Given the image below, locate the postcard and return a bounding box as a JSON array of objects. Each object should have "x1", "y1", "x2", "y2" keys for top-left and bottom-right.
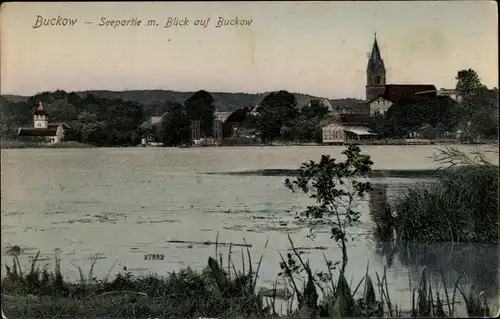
[{"x1": 1, "y1": 2, "x2": 498, "y2": 318}]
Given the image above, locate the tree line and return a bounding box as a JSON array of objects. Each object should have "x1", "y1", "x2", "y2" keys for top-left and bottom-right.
[
  {"x1": 373, "y1": 69, "x2": 498, "y2": 141},
  {"x1": 0, "y1": 90, "x2": 218, "y2": 147},
  {"x1": 0, "y1": 88, "x2": 330, "y2": 146}
]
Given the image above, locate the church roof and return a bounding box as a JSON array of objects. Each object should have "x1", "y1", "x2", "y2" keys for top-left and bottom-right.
[
  {"x1": 17, "y1": 123, "x2": 67, "y2": 137},
  {"x1": 34, "y1": 101, "x2": 47, "y2": 116},
  {"x1": 18, "y1": 127, "x2": 58, "y2": 137},
  {"x1": 367, "y1": 35, "x2": 385, "y2": 72},
  {"x1": 381, "y1": 84, "x2": 438, "y2": 104}
]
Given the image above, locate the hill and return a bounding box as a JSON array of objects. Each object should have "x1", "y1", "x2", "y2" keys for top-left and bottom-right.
[{"x1": 0, "y1": 90, "x2": 364, "y2": 114}]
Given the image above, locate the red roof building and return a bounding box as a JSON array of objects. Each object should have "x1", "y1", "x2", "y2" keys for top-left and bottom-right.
[
  {"x1": 365, "y1": 34, "x2": 437, "y2": 103},
  {"x1": 17, "y1": 102, "x2": 69, "y2": 144}
]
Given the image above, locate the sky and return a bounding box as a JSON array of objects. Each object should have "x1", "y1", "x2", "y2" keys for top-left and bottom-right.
[{"x1": 1, "y1": 1, "x2": 498, "y2": 99}]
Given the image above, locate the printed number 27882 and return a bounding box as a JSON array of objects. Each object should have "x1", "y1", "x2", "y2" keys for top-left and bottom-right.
[{"x1": 144, "y1": 254, "x2": 165, "y2": 260}]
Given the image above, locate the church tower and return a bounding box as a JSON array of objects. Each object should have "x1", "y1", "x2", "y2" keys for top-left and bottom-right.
[
  {"x1": 33, "y1": 101, "x2": 48, "y2": 128},
  {"x1": 366, "y1": 34, "x2": 386, "y2": 101}
]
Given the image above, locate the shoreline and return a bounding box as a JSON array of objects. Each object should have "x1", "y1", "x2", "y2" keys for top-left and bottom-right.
[
  {"x1": 0, "y1": 140, "x2": 94, "y2": 149},
  {"x1": 1, "y1": 140, "x2": 497, "y2": 150},
  {"x1": 205, "y1": 168, "x2": 442, "y2": 178}
]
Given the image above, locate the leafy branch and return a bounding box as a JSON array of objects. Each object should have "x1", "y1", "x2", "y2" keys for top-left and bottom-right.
[{"x1": 285, "y1": 145, "x2": 374, "y2": 274}]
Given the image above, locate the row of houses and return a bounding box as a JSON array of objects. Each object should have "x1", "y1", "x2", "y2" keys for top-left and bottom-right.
[{"x1": 139, "y1": 82, "x2": 459, "y2": 146}]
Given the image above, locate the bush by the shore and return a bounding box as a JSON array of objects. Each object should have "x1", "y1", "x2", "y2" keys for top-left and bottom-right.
[{"x1": 395, "y1": 166, "x2": 498, "y2": 244}]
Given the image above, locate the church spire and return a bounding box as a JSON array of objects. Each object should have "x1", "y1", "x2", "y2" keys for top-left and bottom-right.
[
  {"x1": 366, "y1": 33, "x2": 387, "y2": 101},
  {"x1": 367, "y1": 33, "x2": 384, "y2": 72},
  {"x1": 34, "y1": 101, "x2": 45, "y2": 115}
]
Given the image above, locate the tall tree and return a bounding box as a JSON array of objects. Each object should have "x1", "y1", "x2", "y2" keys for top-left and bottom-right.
[
  {"x1": 455, "y1": 69, "x2": 498, "y2": 140},
  {"x1": 455, "y1": 69, "x2": 484, "y2": 99},
  {"x1": 160, "y1": 102, "x2": 191, "y2": 146},
  {"x1": 255, "y1": 90, "x2": 299, "y2": 142},
  {"x1": 468, "y1": 87, "x2": 499, "y2": 139},
  {"x1": 184, "y1": 90, "x2": 215, "y2": 138},
  {"x1": 455, "y1": 69, "x2": 483, "y2": 137}
]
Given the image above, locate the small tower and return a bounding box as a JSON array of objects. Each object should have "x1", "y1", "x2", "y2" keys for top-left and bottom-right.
[
  {"x1": 366, "y1": 34, "x2": 387, "y2": 101},
  {"x1": 33, "y1": 101, "x2": 48, "y2": 128}
]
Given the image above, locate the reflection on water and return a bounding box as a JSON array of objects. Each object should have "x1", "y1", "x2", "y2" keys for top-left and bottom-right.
[
  {"x1": 369, "y1": 181, "x2": 499, "y2": 308},
  {"x1": 1, "y1": 146, "x2": 498, "y2": 310}
]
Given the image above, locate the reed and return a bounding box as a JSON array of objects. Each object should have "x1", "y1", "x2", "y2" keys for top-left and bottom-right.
[{"x1": 375, "y1": 146, "x2": 499, "y2": 245}]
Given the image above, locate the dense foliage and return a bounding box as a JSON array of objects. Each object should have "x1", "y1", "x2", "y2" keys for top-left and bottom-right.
[
  {"x1": 373, "y1": 96, "x2": 460, "y2": 138},
  {"x1": 1, "y1": 92, "x2": 145, "y2": 146}
]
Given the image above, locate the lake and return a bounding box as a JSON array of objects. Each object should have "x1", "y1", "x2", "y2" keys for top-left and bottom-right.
[{"x1": 1, "y1": 145, "x2": 498, "y2": 311}]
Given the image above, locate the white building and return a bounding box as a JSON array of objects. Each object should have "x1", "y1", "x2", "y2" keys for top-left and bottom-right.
[
  {"x1": 321, "y1": 122, "x2": 346, "y2": 144},
  {"x1": 321, "y1": 121, "x2": 377, "y2": 144},
  {"x1": 368, "y1": 96, "x2": 393, "y2": 116},
  {"x1": 17, "y1": 102, "x2": 67, "y2": 144}
]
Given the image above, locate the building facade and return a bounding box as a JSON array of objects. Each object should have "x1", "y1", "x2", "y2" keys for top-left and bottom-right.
[{"x1": 321, "y1": 122, "x2": 378, "y2": 144}]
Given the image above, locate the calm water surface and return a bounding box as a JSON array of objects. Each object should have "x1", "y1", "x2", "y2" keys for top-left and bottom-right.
[{"x1": 1, "y1": 145, "x2": 498, "y2": 310}]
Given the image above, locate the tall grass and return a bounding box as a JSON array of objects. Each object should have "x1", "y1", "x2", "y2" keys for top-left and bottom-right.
[
  {"x1": 1, "y1": 236, "x2": 496, "y2": 318},
  {"x1": 1, "y1": 238, "x2": 268, "y2": 318}
]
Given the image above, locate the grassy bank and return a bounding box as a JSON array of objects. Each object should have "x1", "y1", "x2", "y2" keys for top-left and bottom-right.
[
  {"x1": 0, "y1": 140, "x2": 94, "y2": 149},
  {"x1": 1, "y1": 239, "x2": 496, "y2": 319}
]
